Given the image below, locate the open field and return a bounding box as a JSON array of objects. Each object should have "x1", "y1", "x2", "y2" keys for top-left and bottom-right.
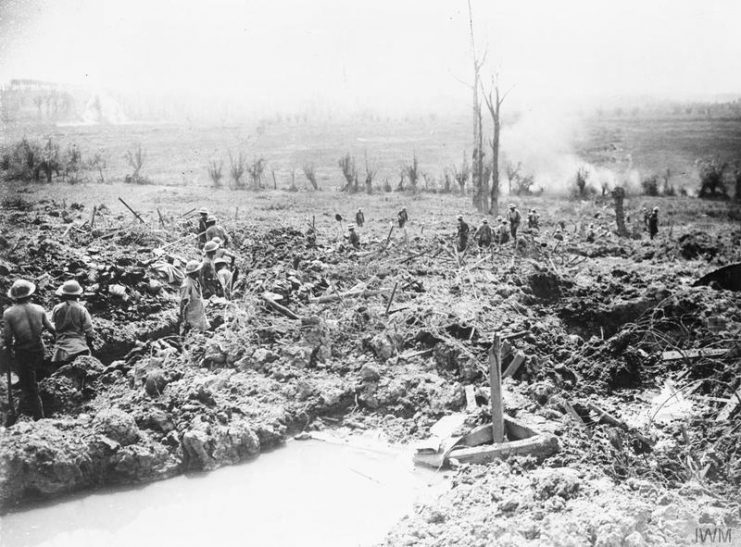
[{"x1": 3, "y1": 114, "x2": 741, "y2": 194}]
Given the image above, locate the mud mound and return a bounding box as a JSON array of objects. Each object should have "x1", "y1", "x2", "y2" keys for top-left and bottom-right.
[{"x1": 678, "y1": 231, "x2": 720, "y2": 260}]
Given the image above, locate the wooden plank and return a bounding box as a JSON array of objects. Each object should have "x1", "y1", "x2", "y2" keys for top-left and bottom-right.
[
  {"x1": 465, "y1": 385, "x2": 478, "y2": 412},
  {"x1": 561, "y1": 400, "x2": 584, "y2": 426},
  {"x1": 716, "y1": 391, "x2": 741, "y2": 422},
  {"x1": 449, "y1": 433, "x2": 559, "y2": 464},
  {"x1": 502, "y1": 351, "x2": 526, "y2": 379},
  {"x1": 661, "y1": 348, "x2": 728, "y2": 362},
  {"x1": 587, "y1": 402, "x2": 654, "y2": 447},
  {"x1": 490, "y1": 335, "x2": 504, "y2": 443},
  {"x1": 261, "y1": 292, "x2": 300, "y2": 320},
  {"x1": 384, "y1": 281, "x2": 399, "y2": 316}
]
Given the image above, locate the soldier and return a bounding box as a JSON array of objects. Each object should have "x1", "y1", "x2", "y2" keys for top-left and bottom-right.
[
  {"x1": 197, "y1": 207, "x2": 210, "y2": 247},
  {"x1": 527, "y1": 209, "x2": 540, "y2": 230},
  {"x1": 2, "y1": 280, "x2": 55, "y2": 420},
  {"x1": 179, "y1": 261, "x2": 210, "y2": 334},
  {"x1": 456, "y1": 215, "x2": 470, "y2": 252},
  {"x1": 204, "y1": 216, "x2": 230, "y2": 248},
  {"x1": 397, "y1": 207, "x2": 409, "y2": 243},
  {"x1": 51, "y1": 280, "x2": 95, "y2": 365},
  {"x1": 355, "y1": 208, "x2": 365, "y2": 227},
  {"x1": 508, "y1": 204, "x2": 521, "y2": 241},
  {"x1": 586, "y1": 223, "x2": 596, "y2": 243},
  {"x1": 648, "y1": 206, "x2": 659, "y2": 240},
  {"x1": 498, "y1": 218, "x2": 510, "y2": 245},
  {"x1": 397, "y1": 207, "x2": 408, "y2": 229},
  {"x1": 347, "y1": 224, "x2": 360, "y2": 249},
  {"x1": 211, "y1": 237, "x2": 236, "y2": 263},
  {"x1": 474, "y1": 219, "x2": 493, "y2": 248},
  {"x1": 200, "y1": 241, "x2": 224, "y2": 299},
  {"x1": 214, "y1": 257, "x2": 234, "y2": 299}
]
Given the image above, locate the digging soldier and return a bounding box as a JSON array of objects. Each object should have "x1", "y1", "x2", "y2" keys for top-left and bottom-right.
[
  {"x1": 347, "y1": 224, "x2": 360, "y2": 249},
  {"x1": 497, "y1": 218, "x2": 510, "y2": 245},
  {"x1": 397, "y1": 207, "x2": 409, "y2": 242},
  {"x1": 647, "y1": 206, "x2": 659, "y2": 240},
  {"x1": 586, "y1": 223, "x2": 596, "y2": 243},
  {"x1": 355, "y1": 208, "x2": 365, "y2": 228},
  {"x1": 508, "y1": 204, "x2": 521, "y2": 243},
  {"x1": 200, "y1": 241, "x2": 224, "y2": 299},
  {"x1": 179, "y1": 261, "x2": 210, "y2": 334},
  {"x1": 474, "y1": 218, "x2": 493, "y2": 248},
  {"x1": 211, "y1": 237, "x2": 236, "y2": 263},
  {"x1": 197, "y1": 207, "x2": 210, "y2": 247},
  {"x1": 204, "y1": 216, "x2": 230, "y2": 248},
  {"x1": 2, "y1": 279, "x2": 56, "y2": 420},
  {"x1": 214, "y1": 257, "x2": 234, "y2": 299},
  {"x1": 456, "y1": 215, "x2": 470, "y2": 252},
  {"x1": 527, "y1": 209, "x2": 540, "y2": 230},
  {"x1": 51, "y1": 280, "x2": 95, "y2": 366}
]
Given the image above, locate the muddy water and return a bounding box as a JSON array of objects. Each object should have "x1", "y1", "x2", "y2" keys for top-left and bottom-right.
[{"x1": 0, "y1": 436, "x2": 448, "y2": 547}]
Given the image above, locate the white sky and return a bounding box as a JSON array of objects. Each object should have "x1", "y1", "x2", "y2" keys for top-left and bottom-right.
[{"x1": 1, "y1": 0, "x2": 740, "y2": 113}]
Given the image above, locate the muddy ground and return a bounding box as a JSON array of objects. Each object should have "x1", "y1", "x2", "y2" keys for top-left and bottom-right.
[{"x1": 0, "y1": 184, "x2": 740, "y2": 546}]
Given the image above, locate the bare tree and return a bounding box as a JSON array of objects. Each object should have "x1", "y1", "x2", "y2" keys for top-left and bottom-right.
[
  {"x1": 505, "y1": 160, "x2": 521, "y2": 194},
  {"x1": 303, "y1": 163, "x2": 319, "y2": 190},
  {"x1": 124, "y1": 144, "x2": 146, "y2": 184},
  {"x1": 338, "y1": 153, "x2": 358, "y2": 192},
  {"x1": 363, "y1": 152, "x2": 376, "y2": 194},
  {"x1": 482, "y1": 76, "x2": 510, "y2": 215},
  {"x1": 452, "y1": 152, "x2": 470, "y2": 194},
  {"x1": 208, "y1": 160, "x2": 223, "y2": 188},
  {"x1": 247, "y1": 157, "x2": 266, "y2": 190},
  {"x1": 403, "y1": 152, "x2": 420, "y2": 192},
  {"x1": 467, "y1": 0, "x2": 488, "y2": 213},
  {"x1": 229, "y1": 151, "x2": 246, "y2": 189}
]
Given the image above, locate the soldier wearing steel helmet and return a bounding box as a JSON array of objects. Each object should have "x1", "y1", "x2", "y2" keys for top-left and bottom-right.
[
  {"x1": 647, "y1": 206, "x2": 659, "y2": 240},
  {"x1": 200, "y1": 240, "x2": 224, "y2": 299},
  {"x1": 197, "y1": 207, "x2": 210, "y2": 247},
  {"x1": 2, "y1": 279, "x2": 55, "y2": 420},
  {"x1": 179, "y1": 261, "x2": 210, "y2": 334},
  {"x1": 51, "y1": 280, "x2": 95, "y2": 365},
  {"x1": 456, "y1": 215, "x2": 470, "y2": 252}
]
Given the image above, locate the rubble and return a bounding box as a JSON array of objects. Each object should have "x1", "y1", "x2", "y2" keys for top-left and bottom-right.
[{"x1": 0, "y1": 195, "x2": 739, "y2": 545}]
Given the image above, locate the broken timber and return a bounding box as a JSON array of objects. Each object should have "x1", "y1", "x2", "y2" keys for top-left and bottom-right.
[
  {"x1": 118, "y1": 197, "x2": 145, "y2": 223},
  {"x1": 261, "y1": 292, "x2": 300, "y2": 320},
  {"x1": 716, "y1": 391, "x2": 741, "y2": 422},
  {"x1": 489, "y1": 336, "x2": 504, "y2": 443},
  {"x1": 661, "y1": 348, "x2": 728, "y2": 362},
  {"x1": 586, "y1": 402, "x2": 654, "y2": 447},
  {"x1": 310, "y1": 288, "x2": 389, "y2": 304}
]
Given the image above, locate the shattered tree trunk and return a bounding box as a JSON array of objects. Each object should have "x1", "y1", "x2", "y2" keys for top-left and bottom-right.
[
  {"x1": 468, "y1": 0, "x2": 487, "y2": 214},
  {"x1": 612, "y1": 186, "x2": 629, "y2": 237},
  {"x1": 484, "y1": 83, "x2": 503, "y2": 216}
]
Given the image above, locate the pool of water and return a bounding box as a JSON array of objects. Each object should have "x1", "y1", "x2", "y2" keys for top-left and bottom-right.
[{"x1": 0, "y1": 435, "x2": 448, "y2": 547}]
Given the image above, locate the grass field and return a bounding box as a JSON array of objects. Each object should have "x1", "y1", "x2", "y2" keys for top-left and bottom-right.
[{"x1": 3, "y1": 114, "x2": 741, "y2": 195}]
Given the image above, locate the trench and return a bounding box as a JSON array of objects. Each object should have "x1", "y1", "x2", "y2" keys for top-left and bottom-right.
[{"x1": 0, "y1": 435, "x2": 449, "y2": 547}]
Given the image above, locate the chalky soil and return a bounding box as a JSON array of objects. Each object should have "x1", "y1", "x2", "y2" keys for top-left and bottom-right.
[{"x1": 0, "y1": 437, "x2": 447, "y2": 547}]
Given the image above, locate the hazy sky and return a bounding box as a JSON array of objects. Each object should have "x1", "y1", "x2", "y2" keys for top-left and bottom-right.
[{"x1": 1, "y1": 0, "x2": 740, "y2": 112}]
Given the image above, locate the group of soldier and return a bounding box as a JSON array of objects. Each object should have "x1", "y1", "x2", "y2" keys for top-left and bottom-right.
[
  {"x1": 3, "y1": 278, "x2": 95, "y2": 420},
  {"x1": 3, "y1": 200, "x2": 663, "y2": 422}
]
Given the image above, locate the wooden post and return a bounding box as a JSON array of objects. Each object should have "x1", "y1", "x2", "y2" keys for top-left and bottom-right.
[
  {"x1": 235, "y1": 207, "x2": 239, "y2": 221},
  {"x1": 272, "y1": 169, "x2": 277, "y2": 190},
  {"x1": 490, "y1": 335, "x2": 504, "y2": 443},
  {"x1": 118, "y1": 197, "x2": 145, "y2": 223},
  {"x1": 385, "y1": 281, "x2": 399, "y2": 315},
  {"x1": 90, "y1": 205, "x2": 97, "y2": 229},
  {"x1": 157, "y1": 208, "x2": 165, "y2": 228}
]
